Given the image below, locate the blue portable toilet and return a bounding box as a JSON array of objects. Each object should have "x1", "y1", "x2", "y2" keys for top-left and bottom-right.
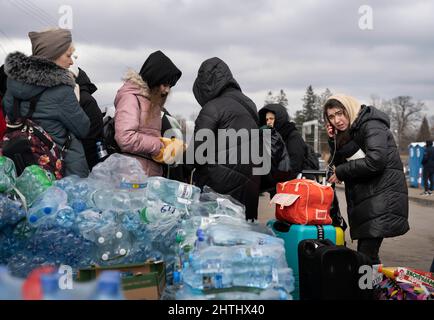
[{"x1": 408, "y1": 142, "x2": 425, "y2": 188}]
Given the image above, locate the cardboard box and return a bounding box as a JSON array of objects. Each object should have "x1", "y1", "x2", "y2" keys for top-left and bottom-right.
[{"x1": 78, "y1": 260, "x2": 166, "y2": 300}]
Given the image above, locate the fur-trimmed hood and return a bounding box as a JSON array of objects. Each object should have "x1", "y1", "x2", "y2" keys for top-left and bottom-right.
[
  {"x1": 4, "y1": 51, "x2": 75, "y2": 88},
  {"x1": 122, "y1": 69, "x2": 151, "y2": 98}
]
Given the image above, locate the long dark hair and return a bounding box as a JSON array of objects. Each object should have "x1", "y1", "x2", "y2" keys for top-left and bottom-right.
[{"x1": 323, "y1": 99, "x2": 351, "y2": 149}]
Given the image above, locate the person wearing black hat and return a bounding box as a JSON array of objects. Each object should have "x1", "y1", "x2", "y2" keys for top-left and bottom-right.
[{"x1": 114, "y1": 50, "x2": 183, "y2": 176}]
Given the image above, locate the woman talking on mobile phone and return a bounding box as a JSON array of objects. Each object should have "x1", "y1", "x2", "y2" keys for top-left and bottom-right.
[{"x1": 323, "y1": 94, "x2": 409, "y2": 265}]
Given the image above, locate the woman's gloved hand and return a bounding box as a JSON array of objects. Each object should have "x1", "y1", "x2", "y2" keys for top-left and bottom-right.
[{"x1": 152, "y1": 137, "x2": 186, "y2": 164}]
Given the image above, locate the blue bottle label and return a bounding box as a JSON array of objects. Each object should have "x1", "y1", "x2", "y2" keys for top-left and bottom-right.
[{"x1": 119, "y1": 182, "x2": 147, "y2": 189}]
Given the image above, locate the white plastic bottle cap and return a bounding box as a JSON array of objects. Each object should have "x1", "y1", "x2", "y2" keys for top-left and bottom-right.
[
  {"x1": 98, "y1": 237, "x2": 105, "y2": 244},
  {"x1": 102, "y1": 253, "x2": 109, "y2": 261},
  {"x1": 119, "y1": 248, "x2": 127, "y2": 256},
  {"x1": 116, "y1": 232, "x2": 123, "y2": 239}
]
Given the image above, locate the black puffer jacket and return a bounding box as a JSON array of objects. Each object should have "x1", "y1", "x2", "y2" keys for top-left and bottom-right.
[
  {"x1": 192, "y1": 57, "x2": 260, "y2": 220},
  {"x1": 75, "y1": 68, "x2": 104, "y2": 170},
  {"x1": 259, "y1": 104, "x2": 307, "y2": 179},
  {"x1": 334, "y1": 105, "x2": 409, "y2": 240}
]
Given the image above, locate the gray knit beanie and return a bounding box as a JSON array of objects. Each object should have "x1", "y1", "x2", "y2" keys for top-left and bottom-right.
[{"x1": 28, "y1": 28, "x2": 72, "y2": 61}]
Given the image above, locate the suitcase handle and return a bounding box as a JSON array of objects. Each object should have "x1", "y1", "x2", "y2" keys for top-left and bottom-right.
[
  {"x1": 267, "y1": 220, "x2": 291, "y2": 233},
  {"x1": 297, "y1": 170, "x2": 328, "y2": 185}
]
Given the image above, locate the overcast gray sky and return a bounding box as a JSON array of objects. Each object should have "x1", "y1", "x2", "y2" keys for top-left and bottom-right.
[{"x1": 1, "y1": 0, "x2": 433, "y2": 120}]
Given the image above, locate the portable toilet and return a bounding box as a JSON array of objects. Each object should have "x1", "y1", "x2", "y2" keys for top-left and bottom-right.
[{"x1": 408, "y1": 142, "x2": 425, "y2": 188}]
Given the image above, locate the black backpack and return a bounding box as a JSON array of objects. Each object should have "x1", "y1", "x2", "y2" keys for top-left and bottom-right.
[
  {"x1": 102, "y1": 94, "x2": 144, "y2": 156},
  {"x1": 102, "y1": 115, "x2": 121, "y2": 155}
]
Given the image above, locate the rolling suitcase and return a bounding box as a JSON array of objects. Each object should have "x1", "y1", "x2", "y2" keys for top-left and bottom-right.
[
  {"x1": 298, "y1": 239, "x2": 373, "y2": 300},
  {"x1": 267, "y1": 219, "x2": 344, "y2": 300}
]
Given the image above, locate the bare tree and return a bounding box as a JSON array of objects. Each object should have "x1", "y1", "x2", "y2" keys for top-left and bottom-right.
[{"x1": 389, "y1": 96, "x2": 424, "y2": 151}]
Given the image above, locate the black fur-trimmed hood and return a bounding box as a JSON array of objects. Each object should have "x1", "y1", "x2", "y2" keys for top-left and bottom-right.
[{"x1": 4, "y1": 51, "x2": 75, "y2": 88}]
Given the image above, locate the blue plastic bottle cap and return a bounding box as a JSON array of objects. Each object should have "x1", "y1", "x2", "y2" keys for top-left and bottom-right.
[
  {"x1": 29, "y1": 215, "x2": 38, "y2": 223},
  {"x1": 43, "y1": 207, "x2": 52, "y2": 215}
]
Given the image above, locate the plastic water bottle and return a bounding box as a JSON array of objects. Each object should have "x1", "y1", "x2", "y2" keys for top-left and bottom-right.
[
  {"x1": 91, "y1": 188, "x2": 147, "y2": 212},
  {"x1": 92, "y1": 224, "x2": 132, "y2": 262},
  {"x1": 15, "y1": 165, "x2": 54, "y2": 206},
  {"x1": 140, "y1": 199, "x2": 180, "y2": 223},
  {"x1": 96, "y1": 141, "x2": 109, "y2": 161},
  {"x1": 27, "y1": 187, "x2": 68, "y2": 225},
  {"x1": 215, "y1": 198, "x2": 245, "y2": 218},
  {"x1": 0, "y1": 156, "x2": 17, "y2": 193},
  {"x1": 146, "y1": 177, "x2": 201, "y2": 207},
  {"x1": 0, "y1": 266, "x2": 24, "y2": 300},
  {"x1": 231, "y1": 267, "x2": 294, "y2": 293},
  {"x1": 194, "y1": 229, "x2": 208, "y2": 251},
  {"x1": 206, "y1": 224, "x2": 284, "y2": 247},
  {"x1": 88, "y1": 153, "x2": 148, "y2": 190},
  {"x1": 189, "y1": 243, "x2": 287, "y2": 271},
  {"x1": 93, "y1": 271, "x2": 124, "y2": 300}
]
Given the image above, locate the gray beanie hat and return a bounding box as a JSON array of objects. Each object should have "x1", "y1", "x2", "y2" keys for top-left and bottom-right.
[{"x1": 28, "y1": 28, "x2": 72, "y2": 61}]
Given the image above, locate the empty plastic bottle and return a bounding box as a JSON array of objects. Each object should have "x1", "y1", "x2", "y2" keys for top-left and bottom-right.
[
  {"x1": 15, "y1": 165, "x2": 54, "y2": 206},
  {"x1": 215, "y1": 198, "x2": 245, "y2": 218},
  {"x1": 194, "y1": 229, "x2": 208, "y2": 251},
  {"x1": 90, "y1": 224, "x2": 132, "y2": 262},
  {"x1": 27, "y1": 187, "x2": 68, "y2": 225},
  {"x1": 206, "y1": 224, "x2": 284, "y2": 247},
  {"x1": 140, "y1": 199, "x2": 180, "y2": 223},
  {"x1": 91, "y1": 188, "x2": 147, "y2": 212},
  {"x1": 0, "y1": 156, "x2": 17, "y2": 193},
  {"x1": 146, "y1": 177, "x2": 201, "y2": 207},
  {"x1": 96, "y1": 141, "x2": 109, "y2": 161}
]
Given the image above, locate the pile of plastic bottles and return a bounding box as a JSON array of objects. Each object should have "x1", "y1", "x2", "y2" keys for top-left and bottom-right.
[
  {"x1": 164, "y1": 219, "x2": 294, "y2": 300},
  {"x1": 0, "y1": 153, "x2": 293, "y2": 300}
]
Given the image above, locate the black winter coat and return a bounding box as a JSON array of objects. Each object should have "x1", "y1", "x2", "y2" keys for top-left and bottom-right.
[
  {"x1": 259, "y1": 104, "x2": 307, "y2": 179},
  {"x1": 334, "y1": 105, "x2": 409, "y2": 240},
  {"x1": 75, "y1": 68, "x2": 104, "y2": 170},
  {"x1": 192, "y1": 57, "x2": 260, "y2": 220},
  {"x1": 422, "y1": 146, "x2": 434, "y2": 171}
]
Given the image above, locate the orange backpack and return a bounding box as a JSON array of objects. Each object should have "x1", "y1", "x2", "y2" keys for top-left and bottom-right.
[{"x1": 274, "y1": 178, "x2": 334, "y2": 225}]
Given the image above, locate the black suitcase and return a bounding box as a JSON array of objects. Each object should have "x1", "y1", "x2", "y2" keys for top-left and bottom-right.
[{"x1": 298, "y1": 239, "x2": 373, "y2": 300}]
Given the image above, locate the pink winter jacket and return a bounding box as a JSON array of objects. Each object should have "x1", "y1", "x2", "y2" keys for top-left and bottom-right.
[{"x1": 114, "y1": 72, "x2": 163, "y2": 176}]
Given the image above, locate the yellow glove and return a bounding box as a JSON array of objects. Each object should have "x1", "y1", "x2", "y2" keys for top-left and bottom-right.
[{"x1": 152, "y1": 137, "x2": 186, "y2": 164}]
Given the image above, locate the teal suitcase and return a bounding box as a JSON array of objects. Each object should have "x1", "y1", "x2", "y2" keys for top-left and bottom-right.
[{"x1": 267, "y1": 219, "x2": 339, "y2": 300}]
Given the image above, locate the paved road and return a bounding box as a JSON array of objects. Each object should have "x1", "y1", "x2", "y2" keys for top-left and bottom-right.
[{"x1": 258, "y1": 190, "x2": 434, "y2": 271}]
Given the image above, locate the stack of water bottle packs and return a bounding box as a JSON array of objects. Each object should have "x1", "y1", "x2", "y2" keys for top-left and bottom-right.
[
  {"x1": 172, "y1": 221, "x2": 295, "y2": 300},
  {"x1": 0, "y1": 153, "x2": 293, "y2": 299}
]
